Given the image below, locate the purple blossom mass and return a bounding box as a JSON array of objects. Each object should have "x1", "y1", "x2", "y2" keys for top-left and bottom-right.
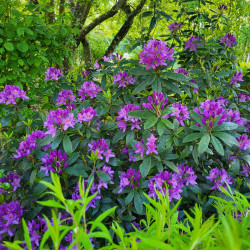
[
  {"x1": 148, "y1": 164, "x2": 197, "y2": 201},
  {"x1": 230, "y1": 72, "x2": 244, "y2": 85},
  {"x1": 13, "y1": 130, "x2": 46, "y2": 159},
  {"x1": 168, "y1": 22, "x2": 182, "y2": 31},
  {"x1": 113, "y1": 71, "x2": 136, "y2": 88},
  {"x1": 184, "y1": 36, "x2": 202, "y2": 51},
  {"x1": 116, "y1": 104, "x2": 141, "y2": 132},
  {"x1": 40, "y1": 149, "x2": 68, "y2": 176},
  {"x1": 163, "y1": 103, "x2": 190, "y2": 126},
  {"x1": 78, "y1": 81, "x2": 101, "y2": 100},
  {"x1": 0, "y1": 173, "x2": 21, "y2": 192},
  {"x1": 56, "y1": 90, "x2": 76, "y2": 105},
  {"x1": 238, "y1": 93, "x2": 250, "y2": 102},
  {"x1": 142, "y1": 91, "x2": 168, "y2": 112},
  {"x1": 0, "y1": 85, "x2": 29, "y2": 105},
  {"x1": 139, "y1": 39, "x2": 174, "y2": 70},
  {"x1": 77, "y1": 107, "x2": 97, "y2": 123},
  {"x1": 236, "y1": 135, "x2": 250, "y2": 150},
  {"x1": 206, "y1": 168, "x2": 232, "y2": 191},
  {"x1": 241, "y1": 165, "x2": 250, "y2": 177},
  {"x1": 88, "y1": 139, "x2": 115, "y2": 163},
  {"x1": 218, "y1": 4, "x2": 228, "y2": 11},
  {"x1": 43, "y1": 108, "x2": 75, "y2": 137},
  {"x1": 44, "y1": 67, "x2": 63, "y2": 81},
  {"x1": 146, "y1": 134, "x2": 158, "y2": 155},
  {"x1": 118, "y1": 168, "x2": 141, "y2": 193},
  {"x1": 220, "y1": 33, "x2": 236, "y2": 47},
  {"x1": 96, "y1": 165, "x2": 114, "y2": 192},
  {"x1": 0, "y1": 201, "x2": 23, "y2": 241},
  {"x1": 82, "y1": 70, "x2": 90, "y2": 78},
  {"x1": 94, "y1": 60, "x2": 100, "y2": 70}
]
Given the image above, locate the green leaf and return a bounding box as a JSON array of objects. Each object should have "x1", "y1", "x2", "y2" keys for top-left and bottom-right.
[
  {"x1": 198, "y1": 133, "x2": 210, "y2": 154},
  {"x1": 211, "y1": 135, "x2": 224, "y2": 156},
  {"x1": 51, "y1": 133, "x2": 64, "y2": 149},
  {"x1": 139, "y1": 156, "x2": 151, "y2": 178},
  {"x1": 161, "y1": 118, "x2": 174, "y2": 130},
  {"x1": 17, "y1": 42, "x2": 29, "y2": 52},
  {"x1": 64, "y1": 164, "x2": 88, "y2": 177},
  {"x1": 165, "y1": 71, "x2": 189, "y2": 81},
  {"x1": 183, "y1": 132, "x2": 204, "y2": 143},
  {"x1": 157, "y1": 121, "x2": 165, "y2": 135},
  {"x1": 134, "y1": 192, "x2": 143, "y2": 214},
  {"x1": 133, "y1": 75, "x2": 156, "y2": 94},
  {"x1": 22, "y1": 219, "x2": 32, "y2": 250},
  {"x1": 128, "y1": 110, "x2": 155, "y2": 119},
  {"x1": 18, "y1": 59, "x2": 24, "y2": 66},
  {"x1": 4, "y1": 42, "x2": 14, "y2": 51},
  {"x1": 213, "y1": 122, "x2": 238, "y2": 131},
  {"x1": 144, "y1": 117, "x2": 158, "y2": 129},
  {"x1": 67, "y1": 152, "x2": 79, "y2": 165},
  {"x1": 213, "y1": 132, "x2": 239, "y2": 146},
  {"x1": 63, "y1": 135, "x2": 73, "y2": 155},
  {"x1": 180, "y1": 146, "x2": 192, "y2": 158},
  {"x1": 113, "y1": 129, "x2": 125, "y2": 143},
  {"x1": 125, "y1": 191, "x2": 134, "y2": 206},
  {"x1": 37, "y1": 200, "x2": 65, "y2": 209},
  {"x1": 39, "y1": 134, "x2": 53, "y2": 147},
  {"x1": 190, "y1": 110, "x2": 203, "y2": 125},
  {"x1": 96, "y1": 170, "x2": 111, "y2": 183},
  {"x1": 163, "y1": 161, "x2": 179, "y2": 172},
  {"x1": 17, "y1": 27, "x2": 25, "y2": 36}
]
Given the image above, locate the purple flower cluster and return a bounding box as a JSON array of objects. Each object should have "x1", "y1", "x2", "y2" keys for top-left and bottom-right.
[
  {"x1": 82, "y1": 70, "x2": 90, "y2": 78},
  {"x1": 13, "y1": 130, "x2": 46, "y2": 159},
  {"x1": 77, "y1": 107, "x2": 97, "y2": 123},
  {"x1": 236, "y1": 135, "x2": 250, "y2": 150},
  {"x1": 135, "y1": 134, "x2": 158, "y2": 157},
  {"x1": 184, "y1": 36, "x2": 202, "y2": 52},
  {"x1": 116, "y1": 104, "x2": 141, "y2": 132},
  {"x1": 168, "y1": 22, "x2": 182, "y2": 31},
  {"x1": 44, "y1": 67, "x2": 63, "y2": 81},
  {"x1": 56, "y1": 90, "x2": 76, "y2": 105},
  {"x1": 241, "y1": 165, "x2": 250, "y2": 177},
  {"x1": 102, "y1": 53, "x2": 122, "y2": 63},
  {"x1": 40, "y1": 149, "x2": 68, "y2": 176},
  {"x1": 0, "y1": 85, "x2": 29, "y2": 105},
  {"x1": 121, "y1": 145, "x2": 137, "y2": 162},
  {"x1": 230, "y1": 72, "x2": 244, "y2": 85},
  {"x1": 218, "y1": 4, "x2": 228, "y2": 11},
  {"x1": 113, "y1": 71, "x2": 136, "y2": 88},
  {"x1": 88, "y1": 139, "x2": 115, "y2": 163},
  {"x1": 118, "y1": 168, "x2": 141, "y2": 193},
  {"x1": 206, "y1": 168, "x2": 232, "y2": 191},
  {"x1": 96, "y1": 165, "x2": 114, "y2": 192},
  {"x1": 174, "y1": 68, "x2": 199, "y2": 93},
  {"x1": 44, "y1": 108, "x2": 75, "y2": 137},
  {"x1": 94, "y1": 60, "x2": 100, "y2": 69},
  {"x1": 142, "y1": 91, "x2": 168, "y2": 113},
  {"x1": 0, "y1": 201, "x2": 23, "y2": 241},
  {"x1": 139, "y1": 39, "x2": 174, "y2": 70},
  {"x1": 148, "y1": 164, "x2": 197, "y2": 201},
  {"x1": 220, "y1": 33, "x2": 236, "y2": 47},
  {"x1": 238, "y1": 93, "x2": 250, "y2": 102},
  {"x1": 217, "y1": 96, "x2": 228, "y2": 106},
  {"x1": 226, "y1": 109, "x2": 247, "y2": 127},
  {"x1": 163, "y1": 103, "x2": 190, "y2": 126},
  {"x1": 0, "y1": 173, "x2": 21, "y2": 192},
  {"x1": 78, "y1": 81, "x2": 101, "y2": 100}
]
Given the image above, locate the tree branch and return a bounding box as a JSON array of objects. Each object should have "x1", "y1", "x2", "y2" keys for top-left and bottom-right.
[
  {"x1": 77, "y1": 0, "x2": 127, "y2": 45},
  {"x1": 103, "y1": 0, "x2": 147, "y2": 57}
]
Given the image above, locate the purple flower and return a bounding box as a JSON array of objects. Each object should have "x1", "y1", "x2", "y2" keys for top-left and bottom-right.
[
  {"x1": 241, "y1": 165, "x2": 250, "y2": 177},
  {"x1": 135, "y1": 142, "x2": 145, "y2": 158},
  {"x1": 56, "y1": 90, "x2": 76, "y2": 105},
  {"x1": 82, "y1": 70, "x2": 90, "y2": 78},
  {"x1": 78, "y1": 81, "x2": 101, "y2": 100},
  {"x1": 184, "y1": 36, "x2": 202, "y2": 52},
  {"x1": 116, "y1": 104, "x2": 141, "y2": 132},
  {"x1": 40, "y1": 149, "x2": 68, "y2": 176},
  {"x1": 0, "y1": 173, "x2": 21, "y2": 192},
  {"x1": 217, "y1": 96, "x2": 228, "y2": 106},
  {"x1": 230, "y1": 72, "x2": 243, "y2": 85},
  {"x1": 236, "y1": 135, "x2": 250, "y2": 150},
  {"x1": 113, "y1": 71, "x2": 136, "y2": 88},
  {"x1": 206, "y1": 168, "x2": 232, "y2": 191},
  {"x1": 142, "y1": 91, "x2": 168, "y2": 113},
  {"x1": 0, "y1": 85, "x2": 29, "y2": 105},
  {"x1": 139, "y1": 39, "x2": 174, "y2": 70},
  {"x1": 0, "y1": 201, "x2": 23, "y2": 239},
  {"x1": 218, "y1": 4, "x2": 228, "y2": 11},
  {"x1": 44, "y1": 67, "x2": 63, "y2": 81},
  {"x1": 96, "y1": 165, "x2": 114, "y2": 191},
  {"x1": 238, "y1": 93, "x2": 250, "y2": 102},
  {"x1": 43, "y1": 108, "x2": 75, "y2": 137},
  {"x1": 13, "y1": 130, "x2": 46, "y2": 159},
  {"x1": 163, "y1": 103, "x2": 189, "y2": 126},
  {"x1": 88, "y1": 139, "x2": 115, "y2": 163},
  {"x1": 118, "y1": 169, "x2": 141, "y2": 193},
  {"x1": 94, "y1": 60, "x2": 100, "y2": 70},
  {"x1": 77, "y1": 107, "x2": 97, "y2": 123},
  {"x1": 177, "y1": 164, "x2": 197, "y2": 186},
  {"x1": 168, "y1": 22, "x2": 182, "y2": 31},
  {"x1": 220, "y1": 33, "x2": 236, "y2": 47},
  {"x1": 146, "y1": 134, "x2": 158, "y2": 155}
]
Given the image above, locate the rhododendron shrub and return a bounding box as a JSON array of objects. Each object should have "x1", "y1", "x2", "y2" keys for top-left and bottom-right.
[{"x1": 0, "y1": 31, "x2": 249, "y2": 248}]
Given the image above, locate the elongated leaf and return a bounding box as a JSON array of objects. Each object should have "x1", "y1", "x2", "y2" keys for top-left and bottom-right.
[
  {"x1": 163, "y1": 160, "x2": 179, "y2": 172},
  {"x1": 211, "y1": 135, "x2": 224, "y2": 156},
  {"x1": 113, "y1": 129, "x2": 125, "y2": 143},
  {"x1": 133, "y1": 75, "x2": 156, "y2": 94},
  {"x1": 190, "y1": 110, "x2": 203, "y2": 125},
  {"x1": 51, "y1": 133, "x2": 64, "y2": 149},
  {"x1": 139, "y1": 156, "x2": 151, "y2": 177},
  {"x1": 37, "y1": 200, "x2": 65, "y2": 209},
  {"x1": 213, "y1": 122, "x2": 238, "y2": 131},
  {"x1": 157, "y1": 121, "x2": 165, "y2": 135},
  {"x1": 161, "y1": 118, "x2": 174, "y2": 129},
  {"x1": 144, "y1": 117, "x2": 158, "y2": 129},
  {"x1": 128, "y1": 110, "x2": 155, "y2": 119},
  {"x1": 183, "y1": 132, "x2": 204, "y2": 143},
  {"x1": 63, "y1": 135, "x2": 72, "y2": 155},
  {"x1": 198, "y1": 134, "x2": 210, "y2": 154},
  {"x1": 96, "y1": 170, "x2": 111, "y2": 183},
  {"x1": 213, "y1": 132, "x2": 239, "y2": 146},
  {"x1": 125, "y1": 191, "x2": 134, "y2": 206},
  {"x1": 134, "y1": 192, "x2": 143, "y2": 214},
  {"x1": 165, "y1": 71, "x2": 189, "y2": 81}
]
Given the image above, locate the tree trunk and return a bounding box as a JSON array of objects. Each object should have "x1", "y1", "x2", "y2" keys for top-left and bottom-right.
[
  {"x1": 48, "y1": 0, "x2": 55, "y2": 24},
  {"x1": 82, "y1": 37, "x2": 92, "y2": 69}
]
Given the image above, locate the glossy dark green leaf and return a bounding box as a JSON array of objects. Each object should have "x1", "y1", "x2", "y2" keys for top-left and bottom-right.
[
  {"x1": 63, "y1": 135, "x2": 73, "y2": 155},
  {"x1": 198, "y1": 133, "x2": 210, "y2": 154},
  {"x1": 211, "y1": 135, "x2": 224, "y2": 156}
]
